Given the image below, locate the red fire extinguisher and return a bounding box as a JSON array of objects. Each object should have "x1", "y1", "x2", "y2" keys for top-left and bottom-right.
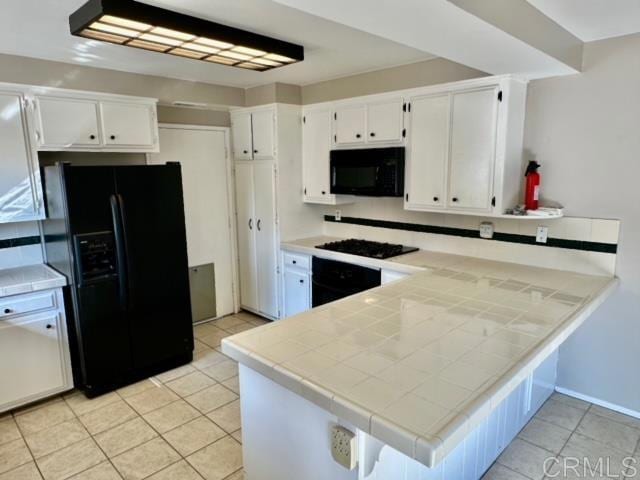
[{"x1": 524, "y1": 161, "x2": 541, "y2": 211}]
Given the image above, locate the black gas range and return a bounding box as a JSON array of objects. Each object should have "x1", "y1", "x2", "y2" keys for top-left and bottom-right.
[{"x1": 316, "y1": 238, "x2": 418, "y2": 260}]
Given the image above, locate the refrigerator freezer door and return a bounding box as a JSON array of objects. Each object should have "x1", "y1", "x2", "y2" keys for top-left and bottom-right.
[{"x1": 114, "y1": 165, "x2": 193, "y2": 371}]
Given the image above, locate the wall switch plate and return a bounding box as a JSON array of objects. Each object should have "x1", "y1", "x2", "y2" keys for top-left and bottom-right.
[
  {"x1": 536, "y1": 226, "x2": 548, "y2": 243},
  {"x1": 335, "y1": 210, "x2": 342, "y2": 221},
  {"x1": 479, "y1": 222, "x2": 494, "y2": 239},
  {"x1": 331, "y1": 425, "x2": 357, "y2": 470}
]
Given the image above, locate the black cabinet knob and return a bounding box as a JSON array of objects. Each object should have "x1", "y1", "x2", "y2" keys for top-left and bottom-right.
[
  {"x1": 355, "y1": 134, "x2": 361, "y2": 139},
  {"x1": 292, "y1": 260, "x2": 297, "y2": 264},
  {"x1": 254, "y1": 150, "x2": 258, "y2": 154},
  {"x1": 110, "y1": 135, "x2": 116, "y2": 140},
  {"x1": 243, "y1": 150, "x2": 248, "y2": 154},
  {"x1": 433, "y1": 196, "x2": 439, "y2": 202},
  {"x1": 3, "y1": 308, "x2": 12, "y2": 314},
  {"x1": 299, "y1": 279, "x2": 304, "y2": 284},
  {"x1": 321, "y1": 191, "x2": 326, "y2": 195},
  {"x1": 46, "y1": 324, "x2": 53, "y2": 329},
  {"x1": 452, "y1": 197, "x2": 459, "y2": 203},
  {"x1": 90, "y1": 135, "x2": 96, "y2": 140},
  {"x1": 370, "y1": 132, "x2": 376, "y2": 137}
]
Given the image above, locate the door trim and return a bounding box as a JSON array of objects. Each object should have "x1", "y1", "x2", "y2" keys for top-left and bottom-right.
[{"x1": 147, "y1": 123, "x2": 240, "y2": 316}]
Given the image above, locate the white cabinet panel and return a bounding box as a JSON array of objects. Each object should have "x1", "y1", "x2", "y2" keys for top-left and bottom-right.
[
  {"x1": 101, "y1": 101, "x2": 156, "y2": 148},
  {"x1": 405, "y1": 93, "x2": 450, "y2": 210},
  {"x1": 303, "y1": 109, "x2": 332, "y2": 202},
  {"x1": 36, "y1": 97, "x2": 100, "y2": 148},
  {"x1": 448, "y1": 88, "x2": 498, "y2": 211},
  {"x1": 251, "y1": 110, "x2": 275, "y2": 160},
  {"x1": 334, "y1": 105, "x2": 366, "y2": 145},
  {"x1": 0, "y1": 309, "x2": 68, "y2": 409},
  {"x1": 367, "y1": 98, "x2": 404, "y2": 143},
  {"x1": 381, "y1": 270, "x2": 409, "y2": 285},
  {"x1": 283, "y1": 268, "x2": 310, "y2": 318},
  {"x1": 232, "y1": 112, "x2": 253, "y2": 160},
  {"x1": 254, "y1": 162, "x2": 279, "y2": 318},
  {"x1": 0, "y1": 91, "x2": 43, "y2": 223},
  {"x1": 235, "y1": 163, "x2": 258, "y2": 311}
]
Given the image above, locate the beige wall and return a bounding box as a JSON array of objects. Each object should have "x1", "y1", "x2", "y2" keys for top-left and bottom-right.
[
  {"x1": 245, "y1": 82, "x2": 302, "y2": 106},
  {"x1": 523, "y1": 33, "x2": 640, "y2": 412},
  {"x1": 157, "y1": 105, "x2": 230, "y2": 127},
  {"x1": 0, "y1": 53, "x2": 244, "y2": 106},
  {"x1": 301, "y1": 58, "x2": 487, "y2": 104}
]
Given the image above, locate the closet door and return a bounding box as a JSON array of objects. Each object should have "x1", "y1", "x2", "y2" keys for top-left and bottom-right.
[
  {"x1": 234, "y1": 163, "x2": 258, "y2": 311},
  {"x1": 253, "y1": 162, "x2": 279, "y2": 318},
  {"x1": 448, "y1": 87, "x2": 499, "y2": 211},
  {"x1": 232, "y1": 113, "x2": 253, "y2": 160},
  {"x1": 302, "y1": 109, "x2": 333, "y2": 202}
]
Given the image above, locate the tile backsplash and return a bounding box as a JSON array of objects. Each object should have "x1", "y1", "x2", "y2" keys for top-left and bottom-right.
[
  {"x1": 321, "y1": 199, "x2": 619, "y2": 277},
  {"x1": 0, "y1": 221, "x2": 44, "y2": 269}
]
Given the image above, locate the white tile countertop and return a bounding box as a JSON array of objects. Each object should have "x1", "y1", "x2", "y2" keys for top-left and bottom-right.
[
  {"x1": 0, "y1": 264, "x2": 67, "y2": 298},
  {"x1": 222, "y1": 250, "x2": 618, "y2": 468}
]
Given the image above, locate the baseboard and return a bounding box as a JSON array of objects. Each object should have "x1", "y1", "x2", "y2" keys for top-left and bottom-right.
[{"x1": 555, "y1": 386, "x2": 640, "y2": 420}]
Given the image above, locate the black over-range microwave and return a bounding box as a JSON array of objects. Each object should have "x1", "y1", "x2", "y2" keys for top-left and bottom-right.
[{"x1": 330, "y1": 147, "x2": 405, "y2": 197}]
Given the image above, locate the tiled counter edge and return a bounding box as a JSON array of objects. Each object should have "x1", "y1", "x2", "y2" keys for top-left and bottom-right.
[{"x1": 221, "y1": 276, "x2": 618, "y2": 469}]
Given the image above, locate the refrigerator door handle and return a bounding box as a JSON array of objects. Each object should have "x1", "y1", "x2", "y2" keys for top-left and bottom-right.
[{"x1": 110, "y1": 194, "x2": 129, "y2": 310}]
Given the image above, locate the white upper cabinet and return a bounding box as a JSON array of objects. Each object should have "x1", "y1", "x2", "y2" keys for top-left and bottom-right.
[
  {"x1": 251, "y1": 110, "x2": 275, "y2": 160},
  {"x1": 405, "y1": 93, "x2": 450, "y2": 210},
  {"x1": 0, "y1": 89, "x2": 43, "y2": 223},
  {"x1": 231, "y1": 108, "x2": 275, "y2": 161},
  {"x1": 36, "y1": 97, "x2": 100, "y2": 148},
  {"x1": 334, "y1": 104, "x2": 366, "y2": 146},
  {"x1": 367, "y1": 97, "x2": 404, "y2": 143},
  {"x1": 447, "y1": 87, "x2": 499, "y2": 211},
  {"x1": 101, "y1": 101, "x2": 157, "y2": 148},
  {"x1": 403, "y1": 76, "x2": 528, "y2": 216},
  {"x1": 231, "y1": 112, "x2": 253, "y2": 160},
  {"x1": 35, "y1": 92, "x2": 158, "y2": 152}
]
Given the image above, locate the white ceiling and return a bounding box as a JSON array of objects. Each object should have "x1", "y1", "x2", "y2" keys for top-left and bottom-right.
[
  {"x1": 0, "y1": 0, "x2": 435, "y2": 88},
  {"x1": 526, "y1": 0, "x2": 640, "y2": 42}
]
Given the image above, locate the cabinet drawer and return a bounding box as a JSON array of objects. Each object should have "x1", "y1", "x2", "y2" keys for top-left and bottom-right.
[
  {"x1": 0, "y1": 291, "x2": 57, "y2": 319},
  {"x1": 283, "y1": 252, "x2": 310, "y2": 270}
]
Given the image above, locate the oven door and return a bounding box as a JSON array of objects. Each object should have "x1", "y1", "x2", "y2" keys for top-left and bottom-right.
[{"x1": 311, "y1": 257, "x2": 381, "y2": 307}]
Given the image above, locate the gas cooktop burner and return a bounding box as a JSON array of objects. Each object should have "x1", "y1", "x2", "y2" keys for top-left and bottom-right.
[{"x1": 316, "y1": 239, "x2": 419, "y2": 259}]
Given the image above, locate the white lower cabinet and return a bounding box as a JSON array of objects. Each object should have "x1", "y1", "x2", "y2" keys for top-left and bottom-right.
[
  {"x1": 0, "y1": 288, "x2": 73, "y2": 413},
  {"x1": 282, "y1": 251, "x2": 311, "y2": 318},
  {"x1": 235, "y1": 161, "x2": 279, "y2": 319}
]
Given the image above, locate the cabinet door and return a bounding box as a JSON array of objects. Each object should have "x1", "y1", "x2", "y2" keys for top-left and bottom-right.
[
  {"x1": 0, "y1": 92, "x2": 43, "y2": 223},
  {"x1": 251, "y1": 110, "x2": 275, "y2": 160},
  {"x1": 334, "y1": 104, "x2": 366, "y2": 145},
  {"x1": 0, "y1": 311, "x2": 67, "y2": 408},
  {"x1": 284, "y1": 268, "x2": 310, "y2": 317},
  {"x1": 253, "y1": 162, "x2": 279, "y2": 318},
  {"x1": 231, "y1": 113, "x2": 253, "y2": 160},
  {"x1": 367, "y1": 98, "x2": 404, "y2": 143},
  {"x1": 448, "y1": 87, "x2": 499, "y2": 211},
  {"x1": 101, "y1": 101, "x2": 156, "y2": 148},
  {"x1": 37, "y1": 97, "x2": 101, "y2": 147},
  {"x1": 302, "y1": 109, "x2": 333, "y2": 202},
  {"x1": 234, "y1": 163, "x2": 258, "y2": 311},
  {"x1": 405, "y1": 93, "x2": 450, "y2": 210}
]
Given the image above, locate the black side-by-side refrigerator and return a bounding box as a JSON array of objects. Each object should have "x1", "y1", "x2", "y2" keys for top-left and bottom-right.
[{"x1": 42, "y1": 163, "x2": 194, "y2": 398}]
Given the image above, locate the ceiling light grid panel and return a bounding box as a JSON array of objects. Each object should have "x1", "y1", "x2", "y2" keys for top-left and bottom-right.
[{"x1": 70, "y1": 0, "x2": 304, "y2": 70}]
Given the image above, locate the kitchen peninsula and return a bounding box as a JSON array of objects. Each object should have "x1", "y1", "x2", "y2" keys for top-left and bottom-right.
[{"x1": 222, "y1": 251, "x2": 617, "y2": 479}]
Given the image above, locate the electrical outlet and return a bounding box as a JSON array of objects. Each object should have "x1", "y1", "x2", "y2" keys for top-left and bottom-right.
[
  {"x1": 331, "y1": 425, "x2": 357, "y2": 470},
  {"x1": 335, "y1": 210, "x2": 342, "y2": 221},
  {"x1": 479, "y1": 222, "x2": 494, "y2": 239},
  {"x1": 536, "y1": 226, "x2": 548, "y2": 243}
]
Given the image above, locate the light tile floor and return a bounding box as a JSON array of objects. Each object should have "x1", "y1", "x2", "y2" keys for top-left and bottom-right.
[
  {"x1": 0, "y1": 311, "x2": 267, "y2": 480},
  {"x1": 1, "y1": 311, "x2": 639, "y2": 480}
]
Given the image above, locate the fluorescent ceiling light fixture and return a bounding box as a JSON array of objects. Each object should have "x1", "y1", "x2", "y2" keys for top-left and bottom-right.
[{"x1": 70, "y1": 0, "x2": 304, "y2": 71}]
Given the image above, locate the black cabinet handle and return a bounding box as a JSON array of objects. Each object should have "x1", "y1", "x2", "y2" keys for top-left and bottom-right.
[
  {"x1": 3, "y1": 308, "x2": 12, "y2": 314},
  {"x1": 110, "y1": 135, "x2": 116, "y2": 140},
  {"x1": 46, "y1": 324, "x2": 53, "y2": 329},
  {"x1": 452, "y1": 197, "x2": 459, "y2": 203},
  {"x1": 370, "y1": 132, "x2": 376, "y2": 137},
  {"x1": 433, "y1": 196, "x2": 439, "y2": 202},
  {"x1": 90, "y1": 135, "x2": 96, "y2": 140},
  {"x1": 257, "y1": 219, "x2": 262, "y2": 231},
  {"x1": 248, "y1": 219, "x2": 253, "y2": 230},
  {"x1": 355, "y1": 134, "x2": 361, "y2": 139}
]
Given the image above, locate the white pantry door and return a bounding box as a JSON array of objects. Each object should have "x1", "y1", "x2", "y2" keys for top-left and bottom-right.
[{"x1": 148, "y1": 125, "x2": 236, "y2": 317}]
